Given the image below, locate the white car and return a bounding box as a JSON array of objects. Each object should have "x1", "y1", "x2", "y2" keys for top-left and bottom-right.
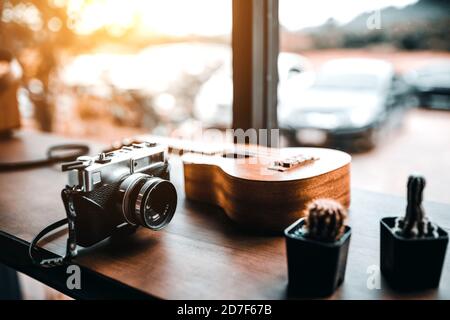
[
  {"x1": 278, "y1": 58, "x2": 411, "y2": 150},
  {"x1": 194, "y1": 52, "x2": 314, "y2": 128}
]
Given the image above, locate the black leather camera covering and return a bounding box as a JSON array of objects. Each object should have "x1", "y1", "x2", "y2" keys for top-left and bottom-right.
[
  {"x1": 73, "y1": 181, "x2": 123, "y2": 247},
  {"x1": 72, "y1": 163, "x2": 171, "y2": 247}
]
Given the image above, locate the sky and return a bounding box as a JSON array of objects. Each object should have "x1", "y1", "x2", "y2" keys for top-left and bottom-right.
[
  {"x1": 68, "y1": 0, "x2": 232, "y2": 36},
  {"x1": 67, "y1": 0, "x2": 419, "y2": 36}
]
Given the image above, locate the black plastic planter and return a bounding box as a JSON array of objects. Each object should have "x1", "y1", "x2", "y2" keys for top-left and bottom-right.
[
  {"x1": 284, "y1": 218, "x2": 351, "y2": 297},
  {"x1": 380, "y1": 217, "x2": 449, "y2": 291}
]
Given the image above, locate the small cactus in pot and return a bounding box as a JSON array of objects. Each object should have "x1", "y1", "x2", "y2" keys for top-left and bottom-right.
[
  {"x1": 380, "y1": 174, "x2": 448, "y2": 290},
  {"x1": 393, "y1": 175, "x2": 439, "y2": 239},
  {"x1": 285, "y1": 199, "x2": 351, "y2": 297},
  {"x1": 300, "y1": 199, "x2": 347, "y2": 242}
]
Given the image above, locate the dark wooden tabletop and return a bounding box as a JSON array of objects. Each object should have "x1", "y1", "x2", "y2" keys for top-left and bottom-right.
[{"x1": 1, "y1": 130, "x2": 449, "y2": 299}]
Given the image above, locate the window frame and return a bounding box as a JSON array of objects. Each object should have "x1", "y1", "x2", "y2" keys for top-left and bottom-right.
[{"x1": 232, "y1": 0, "x2": 279, "y2": 142}]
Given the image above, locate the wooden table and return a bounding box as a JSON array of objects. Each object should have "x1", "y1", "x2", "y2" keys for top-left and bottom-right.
[{"x1": 1, "y1": 131, "x2": 449, "y2": 299}]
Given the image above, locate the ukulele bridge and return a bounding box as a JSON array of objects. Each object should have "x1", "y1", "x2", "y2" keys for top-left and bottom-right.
[{"x1": 268, "y1": 155, "x2": 319, "y2": 172}]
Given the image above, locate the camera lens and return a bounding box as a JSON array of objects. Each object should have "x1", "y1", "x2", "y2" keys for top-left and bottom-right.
[{"x1": 118, "y1": 173, "x2": 177, "y2": 230}]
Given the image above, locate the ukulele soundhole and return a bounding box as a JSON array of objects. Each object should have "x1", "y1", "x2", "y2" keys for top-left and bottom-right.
[{"x1": 221, "y1": 152, "x2": 252, "y2": 159}]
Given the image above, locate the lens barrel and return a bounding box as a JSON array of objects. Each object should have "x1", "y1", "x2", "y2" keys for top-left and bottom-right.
[{"x1": 118, "y1": 173, "x2": 177, "y2": 230}]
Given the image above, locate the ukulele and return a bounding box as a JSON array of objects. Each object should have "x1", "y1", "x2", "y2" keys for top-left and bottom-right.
[{"x1": 137, "y1": 136, "x2": 351, "y2": 232}]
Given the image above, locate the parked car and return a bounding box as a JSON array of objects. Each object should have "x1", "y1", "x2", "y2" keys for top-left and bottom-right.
[
  {"x1": 194, "y1": 52, "x2": 314, "y2": 128},
  {"x1": 278, "y1": 58, "x2": 412, "y2": 151},
  {"x1": 404, "y1": 60, "x2": 450, "y2": 110}
]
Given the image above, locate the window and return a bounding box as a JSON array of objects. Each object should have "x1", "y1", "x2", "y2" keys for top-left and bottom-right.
[
  {"x1": 2, "y1": 0, "x2": 449, "y2": 204},
  {"x1": 278, "y1": 0, "x2": 450, "y2": 203},
  {"x1": 1, "y1": 0, "x2": 232, "y2": 141}
]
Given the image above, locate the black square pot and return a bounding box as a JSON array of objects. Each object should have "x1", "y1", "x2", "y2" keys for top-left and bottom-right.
[
  {"x1": 284, "y1": 218, "x2": 351, "y2": 297},
  {"x1": 380, "y1": 217, "x2": 449, "y2": 291}
]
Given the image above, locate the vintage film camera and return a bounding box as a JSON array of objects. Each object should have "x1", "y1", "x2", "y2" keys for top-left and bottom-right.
[{"x1": 62, "y1": 141, "x2": 177, "y2": 247}]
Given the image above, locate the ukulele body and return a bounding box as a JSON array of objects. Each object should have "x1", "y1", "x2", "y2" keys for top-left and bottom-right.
[{"x1": 182, "y1": 147, "x2": 351, "y2": 232}]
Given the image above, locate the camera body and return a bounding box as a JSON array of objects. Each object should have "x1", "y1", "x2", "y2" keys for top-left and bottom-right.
[{"x1": 63, "y1": 142, "x2": 177, "y2": 247}]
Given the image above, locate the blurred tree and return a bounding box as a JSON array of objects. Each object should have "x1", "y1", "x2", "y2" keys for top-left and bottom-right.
[
  {"x1": 0, "y1": 0, "x2": 78, "y2": 131},
  {"x1": 0, "y1": 0, "x2": 137, "y2": 131}
]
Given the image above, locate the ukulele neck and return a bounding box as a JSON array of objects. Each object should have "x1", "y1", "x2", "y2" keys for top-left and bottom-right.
[{"x1": 139, "y1": 135, "x2": 319, "y2": 171}]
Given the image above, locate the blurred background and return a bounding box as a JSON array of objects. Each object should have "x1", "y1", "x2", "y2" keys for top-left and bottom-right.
[{"x1": 0, "y1": 0, "x2": 449, "y2": 298}]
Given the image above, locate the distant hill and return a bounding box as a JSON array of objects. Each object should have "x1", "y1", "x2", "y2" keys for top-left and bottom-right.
[
  {"x1": 342, "y1": 0, "x2": 450, "y2": 32},
  {"x1": 282, "y1": 0, "x2": 450, "y2": 51}
]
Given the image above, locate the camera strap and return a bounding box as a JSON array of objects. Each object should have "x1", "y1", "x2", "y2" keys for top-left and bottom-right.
[
  {"x1": 0, "y1": 144, "x2": 90, "y2": 172},
  {"x1": 29, "y1": 186, "x2": 80, "y2": 268},
  {"x1": 0, "y1": 144, "x2": 89, "y2": 268},
  {"x1": 0, "y1": 143, "x2": 89, "y2": 268}
]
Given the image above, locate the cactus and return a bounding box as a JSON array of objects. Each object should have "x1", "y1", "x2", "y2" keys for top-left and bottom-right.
[
  {"x1": 394, "y1": 175, "x2": 439, "y2": 238},
  {"x1": 300, "y1": 199, "x2": 347, "y2": 242}
]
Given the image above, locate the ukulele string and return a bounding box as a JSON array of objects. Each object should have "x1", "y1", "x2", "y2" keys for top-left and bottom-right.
[{"x1": 164, "y1": 140, "x2": 316, "y2": 162}]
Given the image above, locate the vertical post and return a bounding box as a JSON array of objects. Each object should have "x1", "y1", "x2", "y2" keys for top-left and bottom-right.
[
  {"x1": 232, "y1": 0, "x2": 279, "y2": 145},
  {"x1": 0, "y1": 0, "x2": 8, "y2": 50},
  {"x1": 0, "y1": 0, "x2": 4, "y2": 43}
]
